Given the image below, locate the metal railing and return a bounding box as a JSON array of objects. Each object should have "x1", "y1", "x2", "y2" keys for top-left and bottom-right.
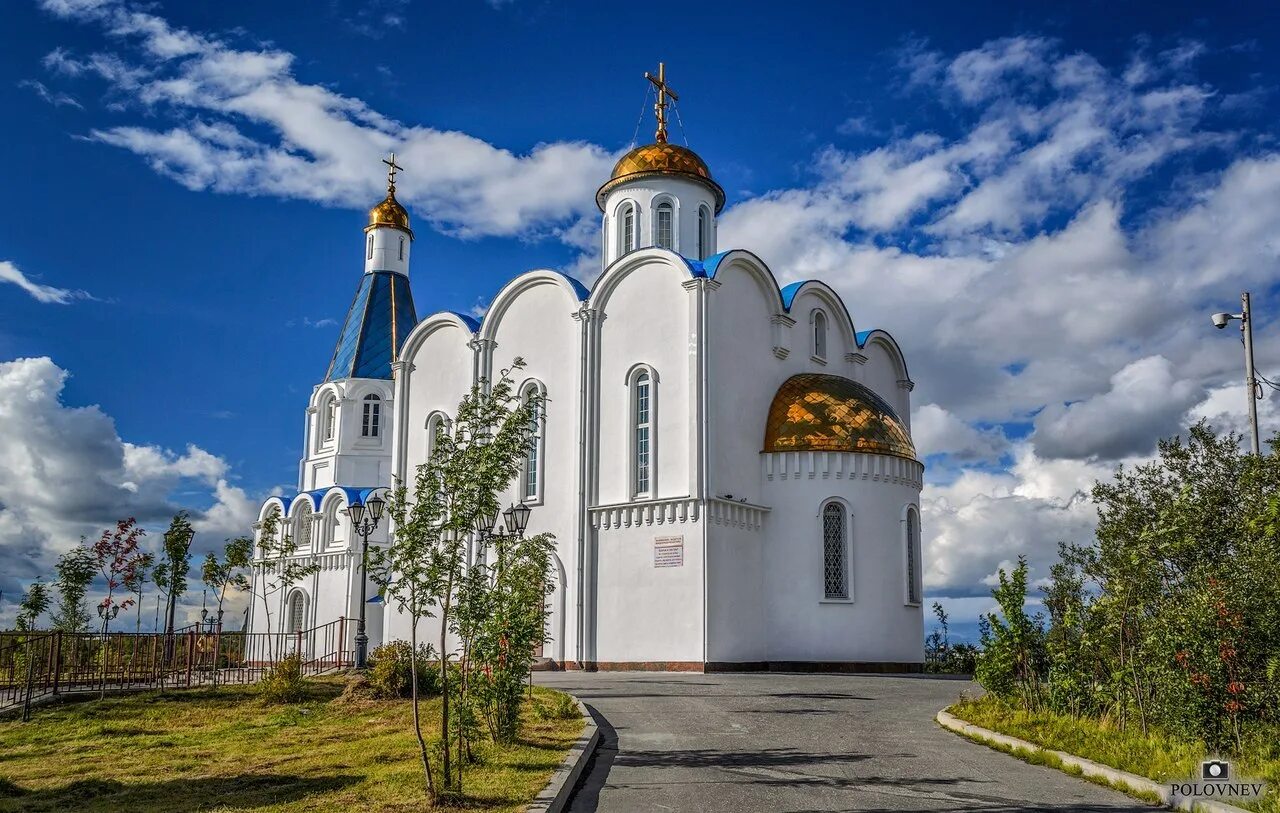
[{"x1": 0, "y1": 618, "x2": 350, "y2": 720}]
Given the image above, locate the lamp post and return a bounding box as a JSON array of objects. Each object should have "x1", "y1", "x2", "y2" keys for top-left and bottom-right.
[
  {"x1": 1211, "y1": 292, "x2": 1262, "y2": 456},
  {"x1": 349, "y1": 494, "x2": 386, "y2": 669},
  {"x1": 97, "y1": 603, "x2": 120, "y2": 699},
  {"x1": 473, "y1": 502, "x2": 532, "y2": 575}
]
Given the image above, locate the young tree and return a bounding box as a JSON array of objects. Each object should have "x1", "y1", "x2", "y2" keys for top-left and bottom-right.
[
  {"x1": 91, "y1": 518, "x2": 148, "y2": 698},
  {"x1": 153, "y1": 511, "x2": 195, "y2": 636},
  {"x1": 975, "y1": 556, "x2": 1047, "y2": 709},
  {"x1": 202, "y1": 536, "x2": 253, "y2": 627},
  {"x1": 124, "y1": 552, "x2": 155, "y2": 634},
  {"x1": 16, "y1": 582, "x2": 51, "y2": 632},
  {"x1": 51, "y1": 542, "x2": 95, "y2": 632},
  {"x1": 254, "y1": 511, "x2": 320, "y2": 656},
  {"x1": 373, "y1": 358, "x2": 543, "y2": 802}
]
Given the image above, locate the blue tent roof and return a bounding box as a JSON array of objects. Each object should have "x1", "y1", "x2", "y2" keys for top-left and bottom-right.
[{"x1": 325, "y1": 271, "x2": 419, "y2": 381}]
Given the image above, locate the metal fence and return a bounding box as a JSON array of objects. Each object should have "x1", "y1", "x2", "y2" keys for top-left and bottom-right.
[{"x1": 0, "y1": 618, "x2": 351, "y2": 720}]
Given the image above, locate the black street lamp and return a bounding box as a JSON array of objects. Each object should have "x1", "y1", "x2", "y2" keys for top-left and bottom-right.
[
  {"x1": 474, "y1": 502, "x2": 532, "y2": 574},
  {"x1": 349, "y1": 493, "x2": 386, "y2": 669}
]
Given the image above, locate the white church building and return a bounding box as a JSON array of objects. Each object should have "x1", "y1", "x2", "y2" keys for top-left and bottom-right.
[{"x1": 250, "y1": 70, "x2": 925, "y2": 672}]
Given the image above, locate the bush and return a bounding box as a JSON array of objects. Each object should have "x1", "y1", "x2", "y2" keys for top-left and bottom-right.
[
  {"x1": 258, "y1": 653, "x2": 307, "y2": 704},
  {"x1": 367, "y1": 641, "x2": 439, "y2": 699},
  {"x1": 533, "y1": 691, "x2": 579, "y2": 722}
]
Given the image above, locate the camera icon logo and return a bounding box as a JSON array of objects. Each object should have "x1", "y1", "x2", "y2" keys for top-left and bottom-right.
[{"x1": 1202, "y1": 760, "x2": 1231, "y2": 780}]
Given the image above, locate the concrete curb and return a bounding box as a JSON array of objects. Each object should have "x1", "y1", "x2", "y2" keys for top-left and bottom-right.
[
  {"x1": 936, "y1": 710, "x2": 1253, "y2": 813},
  {"x1": 526, "y1": 695, "x2": 600, "y2": 813}
]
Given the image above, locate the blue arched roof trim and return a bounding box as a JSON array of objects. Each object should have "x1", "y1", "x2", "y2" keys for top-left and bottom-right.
[
  {"x1": 269, "y1": 494, "x2": 295, "y2": 514},
  {"x1": 780, "y1": 281, "x2": 806, "y2": 310},
  {"x1": 275, "y1": 485, "x2": 386, "y2": 515},
  {"x1": 856, "y1": 330, "x2": 873, "y2": 346},
  {"x1": 699, "y1": 250, "x2": 733, "y2": 279},
  {"x1": 550, "y1": 270, "x2": 591, "y2": 300},
  {"x1": 445, "y1": 311, "x2": 482, "y2": 332}
]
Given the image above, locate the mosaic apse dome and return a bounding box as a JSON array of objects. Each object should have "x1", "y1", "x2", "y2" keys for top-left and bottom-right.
[
  {"x1": 763, "y1": 374, "x2": 917, "y2": 460},
  {"x1": 596, "y1": 142, "x2": 726, "y2": 212}
]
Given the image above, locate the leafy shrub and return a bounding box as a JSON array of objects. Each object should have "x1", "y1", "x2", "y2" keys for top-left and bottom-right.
[
  {"x1": 367, "y1": 641, "x2": 439, "y2": 699},
  {"x1": 533, "y1": 691, "x2": 579, "y2": 721},
  {"x1": 258, "y1": 653, "x2": 307, "y2": 704}
]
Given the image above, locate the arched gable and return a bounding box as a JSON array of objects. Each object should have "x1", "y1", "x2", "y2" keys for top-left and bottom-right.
[
  {"x1": 399, "y1": 311, "x2": 477, "y2": 369},
  {"x1": 478, "y1": 269, "x2": 589, "y2": 343},
  {"x1": 779, "y1": 280, "x2": 858, "y2": 353},
  {"x1": 857, "y1": 329, "x2": 911, "y2": 382},
  {"x1": 590, "y1": 247, "x2": 698, "y2": 312}
]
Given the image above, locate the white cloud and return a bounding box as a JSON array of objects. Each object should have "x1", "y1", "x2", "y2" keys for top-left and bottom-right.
[
  {"x1": 37, "y1": 0, "x2": 614, "y2": 242},
  {"x1": 19, "y1": 78, "x2": 82, "y2": 108},
  {"x1": 913, "y1": 403, "x2": 1009, "y2": 463},
  {"x1": 0, "y1": 357, "x2": 257, "y2": 627},
  {"x1": 0, "y1": 260, "x2": 93, "y2": 304}
]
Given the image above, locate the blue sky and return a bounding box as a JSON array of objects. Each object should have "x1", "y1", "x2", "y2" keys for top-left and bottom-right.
[{"x1": 3, "y1": 0, "x2": 1279, "y2": 634}]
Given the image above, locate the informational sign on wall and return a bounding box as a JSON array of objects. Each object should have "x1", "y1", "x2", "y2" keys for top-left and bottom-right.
[{"x1": 654, "y1": 535, "x2": 684, "y2": 567}]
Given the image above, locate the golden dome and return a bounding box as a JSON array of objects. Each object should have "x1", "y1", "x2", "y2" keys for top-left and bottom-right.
[
  {"x1": 366, "y1": 189, "x2": 413, "y2": 237},
  {"x1": 763, "y1": 373, "x2": 916, "y2": 460},
  {"x1": 596, "y1": 142, "x2": 725, "y2": 212}
]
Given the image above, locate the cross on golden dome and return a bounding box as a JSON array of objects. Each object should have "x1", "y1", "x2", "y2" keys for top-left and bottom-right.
[
  {"x1": 644, "y1": 62, "x2": 678, "y2": 144},
  {"x1": 382, "y1": 152, "x2": 403, "y2": 192}
]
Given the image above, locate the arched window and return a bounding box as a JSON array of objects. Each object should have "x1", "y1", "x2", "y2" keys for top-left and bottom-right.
[
  {"x1": 905, "y1": 507, "x2": 922, "y2": 604},
  {"x1": 812, "y1": 310, "x2": 828, "y2": 361},
  {"x1": 367, "y1": 234, "x2": 374, "y2": 260},
  {"x1": 632, "y1": 370, "x2": 654, "y2": 497},
  {"x1": 425, "y1": 412, "x2": 448, "y2": 461},
  {"x1": 619, "y1": 203, "x2": 636, "y2": 256},
  {"x1": 287, "y1": 591, "x2": 306, "y2": 633},
  {"x1": 655, "y1": 202, "x2": 674, "y2": 250},
  {"x1": 322, "y1": 397, "x2": 337, "y2": 442},
  {"x1": 293, "y1": 502, "x2": 312, "y2": 553},
  {"x1": 698, "y1": 205, "x2": 711, "y2": 260},
  {"x1": 398, "y1": 237, "x2": 405, "y2": 261},
  {"x1": 521, "y1": 383, "x2": 544, "y2": 501},
  {"x1": 822, "y1": 501, "x2": 849, "y2": 600},
  {"x1": 362, "y1": 394, "x2": 381, "y2": 437}
]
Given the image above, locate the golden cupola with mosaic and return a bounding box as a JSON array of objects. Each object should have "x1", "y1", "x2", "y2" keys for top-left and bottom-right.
[{"x1": 598, "y1": 63, "x2": 724, "y2": 267}]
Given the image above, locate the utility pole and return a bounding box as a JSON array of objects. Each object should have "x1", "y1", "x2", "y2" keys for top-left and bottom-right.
[
  {"x1": 1242, "y1": 292, "x2": 1261, "y2": 456},
  {"x1": 1212, "y1": 292, "x2": 1262, "y2": 455}
]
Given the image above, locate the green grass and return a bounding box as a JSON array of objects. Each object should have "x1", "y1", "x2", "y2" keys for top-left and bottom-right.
[
  {"x1": 949, "y1": 695, "x2": 1280, "y2": 812},
  {"x1": 0, "y1": 678, "x2": 584, "y2": 812}
]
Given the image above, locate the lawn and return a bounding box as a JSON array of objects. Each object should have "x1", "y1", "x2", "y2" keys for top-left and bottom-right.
[
  {"x1": 950, "y1": 694, "x2": 1280, "y2": 813},
  {"x1": 0, "y1": 678, "x2": 584, "y2": 812}
]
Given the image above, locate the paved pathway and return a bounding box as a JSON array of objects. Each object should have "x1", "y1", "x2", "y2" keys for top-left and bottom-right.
[{"x1": 537, "y1": 672, "x2": 1152, "y2": 813}]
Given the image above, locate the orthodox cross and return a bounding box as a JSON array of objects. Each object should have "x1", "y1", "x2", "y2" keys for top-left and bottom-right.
[
  {"x1": 382, "y1": 152, "x2": 403, "y2": 191},
  {"x1": 644, "y1": 62, "x2": 679, "y2": 144}
]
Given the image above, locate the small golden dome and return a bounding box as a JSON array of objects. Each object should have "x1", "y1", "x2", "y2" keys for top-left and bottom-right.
[
  {"x1": 366, "y1": 189, "x2": 413, "y2": 237},
  {"x1": 763, "y1": 373, "x2": 917, "y2": 460},
  {"x1": 596, "y1": 142, "x2": 725, "y2": 213}
]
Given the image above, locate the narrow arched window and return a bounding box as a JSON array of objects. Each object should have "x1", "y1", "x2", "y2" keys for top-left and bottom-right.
[
  {"x1": 425, "y1": 412, "x2": 446, "y2": 461},
  {"x1": 655, "y1": 202, "x2": 673, "y2": 250},
  {"x1": 323, "y1": 398, "x2": 337, "y2": 442},
  {"x1": 822, "y1": 502, "x2": 848, "y2": 600},
  {"x1": 619, "y1": 203, "x2": 636, "y2": 256},
  {"x1": 367, "y1": 234, "x2": 374, "y2": 260},
  {"x1": 633, "y1": 372, "x2": 652, "y2": 496},
  {"x1": 398, "y1": 237, "x2": 405, "y2": 261},
  {"x1": 906, "y1": 507, "x2": 922, "y2": 604},
  {"x1": 698, "y1": 206, "x2": 710, "y2": 260},
  {"x1": 295, "y1": 503, "x2": 312, "y2": 551},
  {"x1": 287, "y1": 591, "x2": 305, "y2": 633},
  {"x1": 521, "y1": 384, "x2": 544, "y2": 501},
  {"x1": 362, "y1": 394, "x2": 381, "y2": 437},
  {"x1": 813, "y1": 310, "x2": 828, "y2": 360}
]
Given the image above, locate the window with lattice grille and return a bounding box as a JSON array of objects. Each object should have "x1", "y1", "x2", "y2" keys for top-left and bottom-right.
[
  {"x1": 655, "y1": 203, "x2": 673, "y2": 250},
  {"x1": 906, "y1": 508, "x2": 921, "y2": 604},
  {"x1": 634, "y1": 373, "x2": 651, "y2": 495},
  {"x1": 822, "y1": 502, "x2": 848, "y2": 599}
]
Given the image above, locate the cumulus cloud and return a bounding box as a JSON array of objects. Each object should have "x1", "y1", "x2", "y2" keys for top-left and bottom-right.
[
  {"x1": 0, "y1": 260, "x2": 94, "y2": 304},
  {"x1": 37, "y1": 0, "x2": 615, "y2": 241},
  {"x1": 0, "y1": 357, "x2": 257, "y2": 627}
]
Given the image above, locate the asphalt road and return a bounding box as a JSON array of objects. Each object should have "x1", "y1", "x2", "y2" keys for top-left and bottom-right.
[{"x1": 536, "y1": 672, "x2": 1153, "y2": 813}]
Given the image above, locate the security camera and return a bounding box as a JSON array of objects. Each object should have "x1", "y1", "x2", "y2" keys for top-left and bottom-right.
[{"x1": 1212, "y1": 312, "x2": 1233, "y2": 329}]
